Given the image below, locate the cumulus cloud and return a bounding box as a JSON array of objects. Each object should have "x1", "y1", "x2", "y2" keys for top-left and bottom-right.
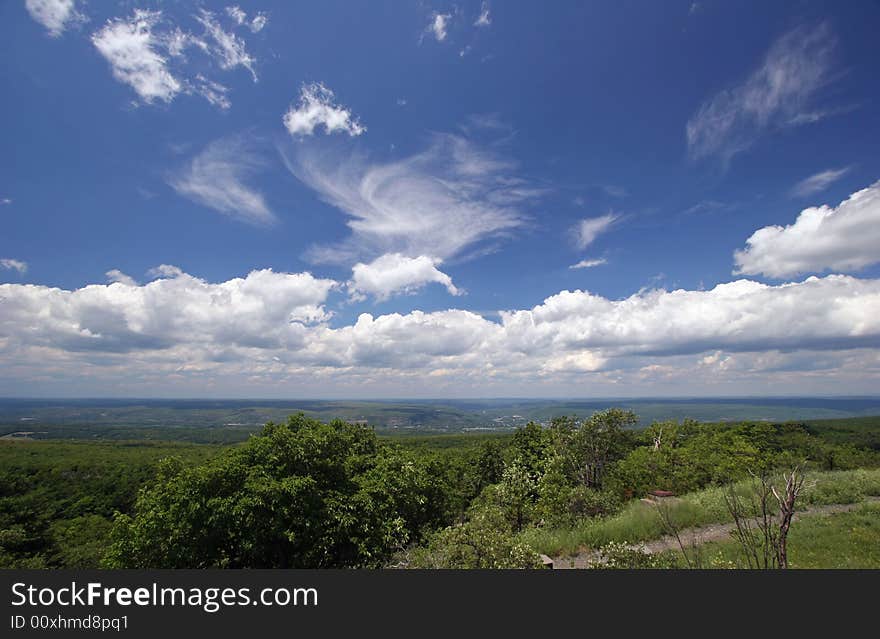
[
  {"x1": 734, "y1": 180, "x2": 880, "y2": 278},
  {"x1": 348, "y1": 254, "x2": 462, "y2": 302},
  {"x1": 790, "y1": 167, "x2": 850, "y2": 198},
  {"x1": 26, "y1": 0, "x2": 85, "y2": 37},
  {"x1": 1, "y1": 259, "x2": 28, "y2": 275},
  {"x1": 498, "y1": 275, "x2": 880, "y2": 359},
  {"x1": 1, "y1": 273, "x2": 879, "y2": 394},
  {"x1": 573, "y1": 213, "x2": 619, "y2": 250},
  {"x1": 569, "y1": 258, "x2": 607, "y2": 270},
  {"x1": 91, "y1": 10, "x2": 183, "y2": 104},
  {"x1": 283, "y1": 82, "x2": 366, "y2": 138},
  {"x1": 0, "y1": 267, "x2": 336, "y2": 354},
  {"x1": 686, "y1": 23, "x2": 837, "y2": 165},
  {"x1": 284, "y1": 133, "x2": 534, "y2": 263},
  {"x1": 168, "y1": 136, "x2": 276, "y2": 226}
]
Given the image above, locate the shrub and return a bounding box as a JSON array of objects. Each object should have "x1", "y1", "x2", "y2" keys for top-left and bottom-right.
[{"x1": 592, "y1": 541, "x2": 677, "y2": 569}]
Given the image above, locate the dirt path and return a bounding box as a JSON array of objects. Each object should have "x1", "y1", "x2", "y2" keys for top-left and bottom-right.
[{"x1": 551, "y1": 497, "x2": 880, "y2": 569}]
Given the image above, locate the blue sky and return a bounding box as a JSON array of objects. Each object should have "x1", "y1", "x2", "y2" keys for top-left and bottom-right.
[{"x1": 1, "y1": 0, "x2": 879, "y2": 398}]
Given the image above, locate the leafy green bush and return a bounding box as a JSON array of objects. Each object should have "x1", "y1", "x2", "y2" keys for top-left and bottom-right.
[
  {"x1": 104, "y1": 415, "x2": 451, "y2": 568},
  {"x1": 592, "y1": 541, "x2": 677, "y2": 569},
  {"x1": 405, "y1": 507, "x2": 541, "y2": 569}
]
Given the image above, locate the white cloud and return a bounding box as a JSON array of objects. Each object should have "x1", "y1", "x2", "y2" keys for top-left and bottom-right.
[
  {"x1": 90, "y1": 9, "x2": 261, "y2": 108},
  {"x1": 105, "y1": 269, "x2": 137, "y2": 286},
  {"x1": 513, "y1": 277, "x2": 868, "y2": 354},
  {"x1": 147, "y1": 264, "x2": 185, "y2": 279},
  {"x1": 428, "y1": 12, "x2": 451, "y2": 42},
  {"x1": 573, "y1": 213, "x2": 619, "y2": 249},
  {"x1": 284, "y1": 133, "x2": 534, "y2": 263},
  {"x1": 1, "y1": 259, "x2": 28, "y2": 274},
  {"x1": 194, "y1": 9, "x2": 258, "y2": 81},
  {"x1": 168, "y1": 136, "x2": 276, "y2": 226},
  {"x1": 0, "y1": 267, "x2": 336, "y2": 354},
  {"x1": 348, "y1": 254, "x2": 462, "y2": 302},
  {"x1": 225, "y1": 6, "x2": 247, "y2": 25},
  {"x1": 226, "y1": 6, "x2": 268, "y2": 33},
  {"x1": 192, "y1": 74, "x2": 231, "y2": 110},
  {"x1": 602, "y1": 185, "x2": 628, "y2": 198},
  {"x1": 686, "y1": 23, "x2": 836, "y2": 165},
  {"x1": 91, "y1": 10, "x2": 183, "y2": 104},
  {"x1": 790, "y1": 167, "x2": 850, "y2": 198},
  {"x1": 0, "y1": 198, "x2": 11, "y2": 205},
  {"x1": 682, "y1": 199, "x2": 730, "y2": 215},
  {"x1": 249, "y1": 14, "x2": 268, "y2": 33},
  {"x1": 283, "y1": 82, "x2": 366, "y2": 138},
  {"x1": 569, "y1": 258, "x2": 607, "y2": 270},
  {"x1": 734, "y1": 180, "x2": 880, "y2": 278},
  {"x1": 2, "y1": 273, "x2": 879, "y2": 394},
  {"x1": 25, "y1": 0, "x2": 85, "y2": 37},
  {"x1": 474, "y1": 3, "x2": 491, "y2": 27},
  {"x1": 163, "y1": 26, "x2": 195, "y2": 58}
]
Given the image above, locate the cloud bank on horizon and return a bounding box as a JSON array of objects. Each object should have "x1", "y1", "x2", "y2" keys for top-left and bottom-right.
[{"x1": 4, "y1": 1, "x2": 880, "y2": 396}]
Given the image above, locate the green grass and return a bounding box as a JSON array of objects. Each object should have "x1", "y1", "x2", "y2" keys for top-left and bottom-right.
[
  {"x1": 520, "y1": 468, "x2": 880, "y2": 557},
  {"x1": 679, "y1": 501, "x2": 880, "y2": 569}
]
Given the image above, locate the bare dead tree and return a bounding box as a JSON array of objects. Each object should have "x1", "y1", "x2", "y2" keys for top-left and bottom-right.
[
  {"x1": 724, "y1": 464, "x2": 807, "y2": 569},
  {"x1": 725, "y1": 474, "x2": 778, "y2": 569},
  {"x1": 652, "y1": 426, "x2": 663, "y2": 452},
  {"x1": 771, "y1": 466, "x2": 807, "y2": 569}
]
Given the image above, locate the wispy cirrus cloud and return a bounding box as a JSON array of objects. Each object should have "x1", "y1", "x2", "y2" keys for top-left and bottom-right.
[
  {"x1": 573, "y1": 213, "x2": 619, "y2": 250},
  {"x1": 735, "y1": 180, "x2": 880, "y2": 278},
  {"x1": 474, "y1": 3, "x2": 491, "y2": 27},
  {"x1": 686, "y1": 23, "x2": 838, "y2": 166},
  {"x1": 283, "y1": 82, "x2": 366, "y2": 138},
  {"x1": 90, "y1": 8, "x2": 261, "y2": 108},
  {"x1": 790, "y1": 167, "x2": 850, "y2": 198},
  {"x1": 569, "y1": 258, "x2": 607, "y2": 270},
  {"x1": 25, "y1": 0, "x2": 85, "y2": 37},
  {"x1": 1, "y1": 259, "x2": 28, "y2": 275},
  {"x1": 283, "y1": 133, "x2": 536, "y2": 264},
  {"x1": 682, "y1": 199, "x2": 730, "y2": 216},
  {"x1": 168, "y1": 136, "x2": 275, "y2": 226},
  {"x1": 225, "y1": 5, "x2": 268, "y2": 33},
  {"x1": 194, "y1": 9, "x2": 258, "y2": 82}
]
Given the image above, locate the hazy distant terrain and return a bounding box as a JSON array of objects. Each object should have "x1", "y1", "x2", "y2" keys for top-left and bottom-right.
[{"x1": 3, "y1": 397, "x2": 880, "y2": 442}]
